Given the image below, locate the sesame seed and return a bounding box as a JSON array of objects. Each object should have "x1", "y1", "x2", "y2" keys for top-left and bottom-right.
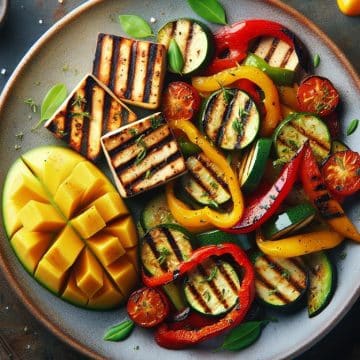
[
  {"x1": 39, "y1": 19, "x2": 43, "y2": 24},
  {"x1": 150, "y1": 17, "x2": 157, "y2": 23},
  {"x1": 1, "y1": 68, "x2": 6, "y2": 75}
]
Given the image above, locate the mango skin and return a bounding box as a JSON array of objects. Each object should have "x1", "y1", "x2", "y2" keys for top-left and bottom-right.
[{"x1": 2, "y1": 146, "x2": 138, "y2": 310}]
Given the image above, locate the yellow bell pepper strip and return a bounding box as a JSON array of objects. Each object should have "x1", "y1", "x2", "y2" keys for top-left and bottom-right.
[
  {"x1": 166, "y1": 120, "x2": 244, "y2": 230},
  {"x1": 277, "y1": 84, "x2": 301, "y2": 111},
  {"x1": 255, "y1": 230, "x2": 344, "y2": 258},
  {"x1": 192, "y1": 65, "x2": 282, "y2": 137},
  {"x1": 301, "y1": 144, "x2": 360, "y2": 242},
  {"x1": 337, "y1": 0, "x2": 360, "y2": 16}
]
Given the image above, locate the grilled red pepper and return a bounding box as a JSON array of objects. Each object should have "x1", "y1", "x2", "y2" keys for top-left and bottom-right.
[
  {"x1": 225, "y1": 144, "x2": 306, "y2": 234},
  {"x1": 142, "y1": 243, "x2": 255, "y2": 349},
  {"x1": 206, "y1": 19, "x2": 310, "y2": 75}
]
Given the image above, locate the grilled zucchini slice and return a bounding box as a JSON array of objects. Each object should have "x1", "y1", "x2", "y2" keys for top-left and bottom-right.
[
  {"x1": 141, "y1": 225, "x2": 192, "y2": 312},
  {"x1": 253, "y1": 252, "x2": 308, "y2": 311},
  {"x1": 184, "y1": 258, "x2": 240, "y2": 316},
  {"x1": 201, "y1": 88, "x2": 260, "y2": 150},
  {"x1": 238, "y1": 138, "x2": 272, "y2": 193},
  {"x1": 182, "y1": 153, "x2": 231, "y2": 207},
  {"x1": 304, "y1": 251, "x2": 335, "y2": 317},
  {"x1": 262, "y1": 203, "x2": 316, "y2": 239},
  {"x1": 274, "y1": 113, "x2": 331, "y2": 163},
  {"x1": 157, "y1": 18, "x2": 213, "y2": 75},
  {"x1": 331, "y1": 139, "x2": 349, "y2": 154}
]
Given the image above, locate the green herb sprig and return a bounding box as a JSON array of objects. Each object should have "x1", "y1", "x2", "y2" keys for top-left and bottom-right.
[
  {"x1": 168, "y1": 39, "x2": 184, "y2": 74},
  {"x1": 187, "y1": 0, "x2": 227, "y2": 25},
  {"x1": 103, "y1": 320, "x2": 135, "y2": 342},
  {"x1": 346, "y1": 119, "x2": 359, "y2": 136},
  {"x1": 119, "y1": 15, "x2": 153, "y2": 38}
]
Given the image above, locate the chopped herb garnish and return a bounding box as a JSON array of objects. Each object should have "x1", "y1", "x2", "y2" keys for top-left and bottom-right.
[
  {"x1": 15, "y1": 132, "x2": 24, "y2": 141},
  {"x1": 208, "y1": 199, "x2": 219, "y2": 208},
  {"x1": 24, "y1": 98, "x2": 38, "y2": 113},
  {"x1": 202, "y1": 266, "x2": 218, "y2": 282},
  {"x1": 113, "y1": 111, "x2": 122, "y2": 121},
  {"x1": 268, "y1": 289, "x2": 278, "y2": 296},
  {"x1": 145, "y1": 169, "x2": 152, "y2": 179},
  {"x1": 56, "y1": 129, "x2": 68, "y2": 137},
  {"x1": 129, "y1": 128, "x2": 138, "y2": 136},
  {"x1": 203, "y1": 290, "x2": 211, "y2": 302},
  {"x1": 281, "y1": 268, "x2": 291, "y2": 279},
  {"x1": 150, "y1": 116, "x2": 163, "y2": 129},
  {"x1": 222, "y1": 87, "x2": 233, "y2": 104},
  {"x1": 239, "y1": 107, "x2": 249, "y2": 119},
  {"x1": 209, "y1": 181, "x2": 219, "y2": 189},
  {"x1": 72, "y1": 94, "x2": 87, "y2": 107},
  {"x1": 273, "y1": 158, "x2": 286, "y2": 168},
  {"x1": 70, "y1": 111, "x2": 91, "y2": 119},
  {"x1": 62, "y1": 64, "x2": 70, "y2": 72},
  {"x1": 14, "y1": 144, "x2": 22, "y2": 150},
  {"x1": 346, "y1": 119, "x2": 359, "y2": 136},
  {"x1": 288, "y1": 139, "x2": 298, "y2": 149},
  {"x1": 313, "y1": 54, "x2": 321, "y2": 68},
  {"x1": 232, "y1": 119, "x2": 244, "y2": 135},
  {"x1": 157, "y1": 247, "x2": 171, "y2": 265},
  {"x1": 339, "y1": 252, "x2": 347, "y2": 260}
]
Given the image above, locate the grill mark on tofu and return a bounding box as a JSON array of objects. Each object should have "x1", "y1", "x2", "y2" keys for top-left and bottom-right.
[
  {"x1": 114, "y1": 37, "x2": 132, "y2": 99},
  {"x1": 69, "y1": 88, "x2": 86, "y2": 152},
  {"x1": 108, "y1": 35, "x2": 121, "y2": 91},
  {"x1": 131, "y1": 41, "x2": 149, "y2": 103},
  {"x1": 129, "y1": 155, "x2": 185, "y2": 196},
  {"x1": 148, "y1": 44, "x2": 166, "y2": 106},
  {"x1": 143, "y1": 43, "x2": 158, "y2": 103},
  {"x1": 94, "y1": 34, "x2": 114, "y2": 86},
  {"x1": 125, "y1": 41, "x2": 138, "y2": 100},
  {"x1": 120, "y1": 140, "x2": 180, "y2": 185},
  {"x1": 80, "y1": 77, "x2": 93, "y2": 156}
]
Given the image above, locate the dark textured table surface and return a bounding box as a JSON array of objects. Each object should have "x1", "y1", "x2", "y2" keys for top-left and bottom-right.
[{"x1": 0, "y1": 1, "x2": 359, "y2": 359}]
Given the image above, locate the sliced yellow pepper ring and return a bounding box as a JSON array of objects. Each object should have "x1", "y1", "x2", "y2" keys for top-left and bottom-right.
[
  {"x1": 256, "y1": 230, "x2": 344, "y2": 258},
  {"x1": 166, "y1": 120, "x2": 244, "y2": 231},
  {"x1": 337, "y1": 0, "x2": 360, "y2": 16},
  {"x1": 191, "y1": 65, "x2": 282, "y2": 137}
]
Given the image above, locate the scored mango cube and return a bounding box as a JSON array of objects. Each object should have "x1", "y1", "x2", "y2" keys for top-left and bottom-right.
[
  {"x1": 105, "y1": 216, "x2": 138, "y2": 248},
  {"x1": 61, "y1": 272, "x2": 88, "y2": 307},
  {"x1": 44, "y1": 226, "x2": 84, "y2": 272},
  {"x1": 106, "y1": 257, "x2": 138, "y2": 296},
  {"x1": 70, "y1": 205, "x2": 106, "y2": 239},
  {"x1": 75, "y1": 248, "x2": 104, "y2": 298},
  {"x1": 89, "y1": 192, "x2": 128, "y2": 223},
  {"x1": 35, "y1": 258, "x2": 68, "y2": 294},
  {"x1": 19, "y1": 200, "x2": 65, "y2": 232},
  {"x1": 86, "y1": 232, "x2": 125, "y2": 266},
  {"x1": 10, "y1": 228, "x2": 53, "y2": 274},
  {"x1": 88, "y1": 275, "x2": 124, "y2": 310}
]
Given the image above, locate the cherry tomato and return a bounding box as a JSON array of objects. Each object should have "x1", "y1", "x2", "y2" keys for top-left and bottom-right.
[
  {"x1": 162, "y1": 82, "x2": 201, "y2": 122},
  {"x1": 297, "y1": 76, "x2": 340, "y2": 117},
  {"x1": 127, "y1": 287, "x2": 169, "y2": 328},
  {"x1": 322, "y1": 150, "x2": 360, "y2": 196}
]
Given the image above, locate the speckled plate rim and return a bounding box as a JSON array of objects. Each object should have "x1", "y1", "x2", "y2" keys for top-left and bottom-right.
[{"x1": 0, "y1": 1, "x2": 359, "y2": 359}]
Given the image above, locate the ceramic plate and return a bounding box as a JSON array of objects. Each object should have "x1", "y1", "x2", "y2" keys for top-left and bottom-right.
[{"x1": 1, "y1": 1, "x2": 359, "y2": 359}]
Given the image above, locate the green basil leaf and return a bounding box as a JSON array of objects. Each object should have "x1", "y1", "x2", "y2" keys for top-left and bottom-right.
[
  {"x1": 220, "y1": 320, "x2": 269, "y2": 351},
  {"x1": 103, "y1": 320, "x2": 135, "y2": 342},
  {"x1": 119, "y1": 15, "x2": 153, "y2": 38},
  {"x1": 346, "y1": 119, "x2": 359, "y2": 136},
  {"x1": 34, "y1": 83, "x2": 67, "y2": 129},
  {"x1": 187, "y1": 0, "x2": 227, "y2": 25},
  {"x1": 168, "y1": 39, "x2": 184, "y2": 74},
  {"x1": 313, "y1": 54, "x2": 320, "y2": 68}
]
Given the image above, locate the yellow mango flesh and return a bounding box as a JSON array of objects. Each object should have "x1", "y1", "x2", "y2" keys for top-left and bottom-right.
[
  {"x1": 74, "y1": 249, "x2": 104, "y2": 298},
  {"x1": 2, "y1": 146, "x2": 138, "y2": 309},
  {"x1": 11, "y1": 229, "x2": 53, "y2": 273}
]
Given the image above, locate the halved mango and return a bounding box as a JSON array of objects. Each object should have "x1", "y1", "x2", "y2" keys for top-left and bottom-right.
[
  {"x1": 10, "y1": 228, "x2": 53, "y2": 273},
  {"x1": 3, "y1": 146, "x2": 138, "y2": 309}
]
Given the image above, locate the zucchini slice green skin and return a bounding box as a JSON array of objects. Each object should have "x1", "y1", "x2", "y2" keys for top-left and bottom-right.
[
  {"x1": 184, "y1": 258, "x2": 240, "y2": 316},
  {"x1": 331, "y1": 139, "x2": 349, "y2": 154},
  {"x1": 274, "y1": 113, "x2": 331, "y2": 163},
  {"x1": 253, "y1": 252, "x2": 308, "y2": 312},
  {"x1": 262, "y1": 203, "x2": 316, "y2": 240},
  {"x1": 201, "y1": 88, "x2": 260, "y2": 150},
  {"x1": 140, "y1": 193, "x2": 177, "y2": 232},
  {"x1": 239, "y1": 138, "x2": 273, "y2": 193},
  {"x1": 182, "y1": 153, "x2": 231, "y2": 208},
  {"x1": 304, "y1": 251, "x2": 336, "y2": 318},
  {"x1": 157, "y1": 18, "x2": 213, "y2": 75}
]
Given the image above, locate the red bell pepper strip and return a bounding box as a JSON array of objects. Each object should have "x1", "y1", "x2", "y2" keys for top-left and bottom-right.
[
  {"x1": 142, "y1": 243, "x2": 255, "y2": 349},
  {"x1": 224, "y1": 144, "x2": 306, "y2": 234},
  {"x1": 206, "y1": 19, "x2": 311, "y2": 75},
  {"x1": 300, "y1": 145, "x2": 360, "y2": 241}
]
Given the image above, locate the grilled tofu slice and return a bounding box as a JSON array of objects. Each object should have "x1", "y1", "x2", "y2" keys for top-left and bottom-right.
[
  {"x1": 101, "y1": 113, "x2": 187, "y2": 198},
  {"x1": 93, "y1": 34, "x2": 167, "y2": 110},
  {"x1": 252, "y1": 36, "x2": 299, "y2": 71},
  {"x1": 45, "y1": 74, "x2": 137, "y2": 162}
]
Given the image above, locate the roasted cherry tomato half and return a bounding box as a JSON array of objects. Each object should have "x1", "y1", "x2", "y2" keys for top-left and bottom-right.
[
  {"x1": 322, "y1": 150, "x2": 360, "y2": 196},
  {"x1": 297, "y1": 76, "x2": 340, "y2": 117},
  {"x1": 127, "y1": 287, "x2": 169, "y2": 328},
  {"x1": 162, "y1": 81, "x2": 201, "y2": 122}
]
